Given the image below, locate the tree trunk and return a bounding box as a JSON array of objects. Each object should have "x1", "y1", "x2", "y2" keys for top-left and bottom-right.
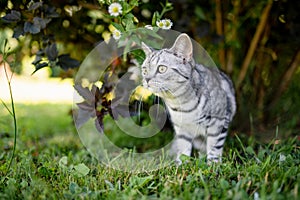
[
  {"x1": 236, "y1": 1, "x2": 273, "y2": 89},
  {"x1": 272, "y1": 50, "x2": 300, "y2": 104}
]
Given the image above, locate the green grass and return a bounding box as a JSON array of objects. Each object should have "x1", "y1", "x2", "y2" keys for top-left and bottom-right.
[{"x1": 0, "y1": 103, "x2": 299, "y2": 199}]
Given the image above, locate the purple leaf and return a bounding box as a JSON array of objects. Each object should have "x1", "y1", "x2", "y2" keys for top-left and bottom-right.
[
  {"x1": 2, "y1": 10, "x2": 21, "y2": 23},
  {"x1": 75, "y1": 108, "x2": 95, "y2": 128},
  {"x1": 33, "y1": 17, "x2": 51, "y2": 29},
  {"x1": 32, "y1": 55, "x2": 42, "y2": 65},
  {"x1": 45, "y1": 43, "x2": 58, "y2": 61},
  {"x1": 76, "y1": 101, "x2": 97, "y2": 128},
  {"x1": 27, "y1": 2, "x2": 43, "y2": 11},
  {"x1": 44, "y1": 6, "x2": 60, "y2": 18},
  {"x1": 58, "y1": 54, "x2": 80, "y2": 70},
  {"x1": 32, "y1": 62, "x2": 48, "y2": 74},
  {"x1": 111, "y1": 104, "x2": 131, "y2": 119},
  {"x1": 95, "y1": 117, "x2": 104, "y2": 133},
  {"x1": 77, "y1": 102, "x2": 95, "y2": 113},
  {"x1": 74, "y1": 85, "x2": 96, "y2": 103},
  {"x1": 24, "y1": 21, "x2": 40, "y2": 34},
  {"x1": 13, "y1": 25, "x2": 24, "y2": 38}
]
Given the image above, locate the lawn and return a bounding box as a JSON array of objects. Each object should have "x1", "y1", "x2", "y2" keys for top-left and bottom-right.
[{"x1": 0, "y1": 103, "x2": 299, "y2": 199}]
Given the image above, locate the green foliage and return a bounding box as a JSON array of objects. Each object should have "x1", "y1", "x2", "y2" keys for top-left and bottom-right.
[
  {"x1": 0, "y1": 103, "x2": 299, "y2": 199},
  {"x1": 0, "y1": 104, "x2": 299, "y2": 198}
]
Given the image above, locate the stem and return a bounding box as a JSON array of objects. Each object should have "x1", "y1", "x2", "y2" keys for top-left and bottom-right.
[
  {"x1": 1, "y1": 42, "x2": 18, "y2": 176},
  {"x1": 159, "y1": 1, "x2": 173, "y2": 19}
]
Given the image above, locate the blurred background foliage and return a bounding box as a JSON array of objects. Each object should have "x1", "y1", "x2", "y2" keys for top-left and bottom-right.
[{"x1": 0, "y1": 0, "x2": 299, "y2": 138}]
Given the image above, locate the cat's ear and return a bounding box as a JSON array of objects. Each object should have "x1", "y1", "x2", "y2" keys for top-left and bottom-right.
[
  {"x1": 170, "y1": 33, "x2": 193, "y2": 60},
  {"x1": 141, "y1": 42, "x2": 152, "y2": 57}
]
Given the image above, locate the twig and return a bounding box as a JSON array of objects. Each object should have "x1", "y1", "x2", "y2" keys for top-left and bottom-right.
[
  {"x1": 272, "y1": 50, "x2": 300, "y2": 104},
  {"x1": 236, "y1": 0, "x2": 273, "y2": 89}
]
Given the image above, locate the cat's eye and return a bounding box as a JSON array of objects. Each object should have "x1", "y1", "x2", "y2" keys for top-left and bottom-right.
[{"x1": 158, "y1": 65, "x2": 167, "y2": 73}]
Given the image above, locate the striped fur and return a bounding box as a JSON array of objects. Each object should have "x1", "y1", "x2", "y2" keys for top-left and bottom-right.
[{"x1": 141, "y1": 34, "x2": 236, "y2": 163}]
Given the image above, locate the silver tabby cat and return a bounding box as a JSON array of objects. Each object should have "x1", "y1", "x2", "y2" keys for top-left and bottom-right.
[{"x1": 141, "y1": 33, "x2": 236, "y2": 164}]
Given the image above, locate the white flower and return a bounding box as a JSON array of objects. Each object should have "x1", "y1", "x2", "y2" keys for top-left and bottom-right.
[
  {"x1": 254, "y1": 192, "x2": 259, "y2": 200},
  {"x1": 145, "y1": 25, "x2": 153, "y2": 30},
  {"x1": 156, "y1": 19, "x2": 173, "y2": 30},
  {"x1": 108, "y1": 2, "x2": 122, "y2": 17},
  {"x1": 112, "y1": 29, "x2": 121, "y2": 40},
  {"x1": 162, "y1": 19, "x2": 173, "y2": 29},
  {"x1": 279, "y1": 153, "x2": 286, "y2": 162},
  {"x1": 156, "y1": 20, "x2": 165, "y2": 28}
]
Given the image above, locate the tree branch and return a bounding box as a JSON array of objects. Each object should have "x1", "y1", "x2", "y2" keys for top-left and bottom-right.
[
  {"x1": 275, "y1": 50, "x2": 300, "y2": 100},
  {"x1": 215, "y1": 0, "x2": 226, "y2": 70},
  {"x1": 236, "y1": 0, "x2": 273, "y2": 89}
]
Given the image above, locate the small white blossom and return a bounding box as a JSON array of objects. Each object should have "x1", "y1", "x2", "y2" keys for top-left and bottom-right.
[
  {"x1": 112, "y1": 29, "x2": 121, "y2": 40},
  {"x1": 145, "y1": 25, "x2": 153, "y2": 30},
  {"x1": 279, "y1": 153, "x2": 286, "y2": 162},
  {"x1": 156, "y1": 20, "x2": 165, "y2": 28},
  {"x1": 254, "y1": 192, "x2": 259, "y2": 200},
  {"x1": 156, "y1": 19, "x2": 173, "y2": 30},
  {"x1": 162, "y1": 19, "x2": 173, "y2": 29},
  {"x1": 108, "y1": 3, "x2": 122, "y2": 17}
]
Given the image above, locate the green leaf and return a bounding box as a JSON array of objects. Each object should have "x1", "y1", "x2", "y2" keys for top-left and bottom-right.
[
  {"x1": 195, "y1": 6, "x2": 206, "y2": 21},
  {"x1": 179, "y1": 154, "x2": 191, "y2": 163},
  {"x1": 59, "y1": 156, "x2": 68, "y2": 167},
  {"x1": 123, "y1": 19, "x2": 135, "y2": 31},
  {"x1": 69, "y1": 182, "x2": 81, "y2": 194},
  {"x1": 129, "y1": 0, "x2": 139, "y2": 7},
  {"x1": 124, "y1": 13, "x2": 135, "y2": 20},
  {"x1": 138, "y1": 28, "x2": 163, "y2": 41},
  {"x1": 105, "y1": 180, "x2": 115, "y2": 189},
  {"x1": 152, "y1": 11, "x2": 159, "y2": 26},
  {"x1": 73, "y1": 163, "x2": 90, "y2": 177},
  {"x1": 130, "y1": 34, "x2": 141, "y2": 46},
  {"x1": 111, "y1": 22, "x2": 124, "y2": 32},
  {"x1": 20, "y1": 179, "x2": 28, "y2": 188},
  {"x1": 123, "y1": 40, "x2": 133, "y2": 61},
  {"x1": 38, "y1": 166, "x2": 51, "y2": 178},
  {"x1": 129, "y1": 175, "x2": 153, "y2": 189},
  {"x1": 131, "y1": 49, "x2": 145, "y2": 65},
  {"x1": 246, "y1": 146, "x2": 255, "y2": 155}
]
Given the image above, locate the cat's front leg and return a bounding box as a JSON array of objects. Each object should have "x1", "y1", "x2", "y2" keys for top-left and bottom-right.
[
  {"x1": 206, "y1": 125, "x2": 228, "y2": 163},
  {"x1": 170, "y1": 127, "x2": 193, "y2": 164}
]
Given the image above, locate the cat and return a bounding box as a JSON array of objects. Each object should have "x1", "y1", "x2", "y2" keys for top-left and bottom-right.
[{"x1": 141, "y1": 33, "x2": 236, "y2": 164}]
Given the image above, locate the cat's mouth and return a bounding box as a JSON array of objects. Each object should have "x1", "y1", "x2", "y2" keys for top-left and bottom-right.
[{"x1": 142, "y1": 80, "x2": 161, "y2": 94}]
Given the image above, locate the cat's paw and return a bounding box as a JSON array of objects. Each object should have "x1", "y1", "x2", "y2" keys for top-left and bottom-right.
[
  {"x1": 207, "y1": 156, "x2": 222, "y2": 165},
  {"x1": 174, "y1": 154, "x2": 192, "y2": 165}
]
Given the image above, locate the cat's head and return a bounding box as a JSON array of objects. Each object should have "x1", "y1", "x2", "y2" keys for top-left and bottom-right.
[{"x1": 141, "y1": 33, "x2": 195, "y2": 97}]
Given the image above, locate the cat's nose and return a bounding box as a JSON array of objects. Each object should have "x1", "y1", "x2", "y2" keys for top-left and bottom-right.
[{"x1": 145, "y1": 78, "x2": 150, "y2": 83}]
